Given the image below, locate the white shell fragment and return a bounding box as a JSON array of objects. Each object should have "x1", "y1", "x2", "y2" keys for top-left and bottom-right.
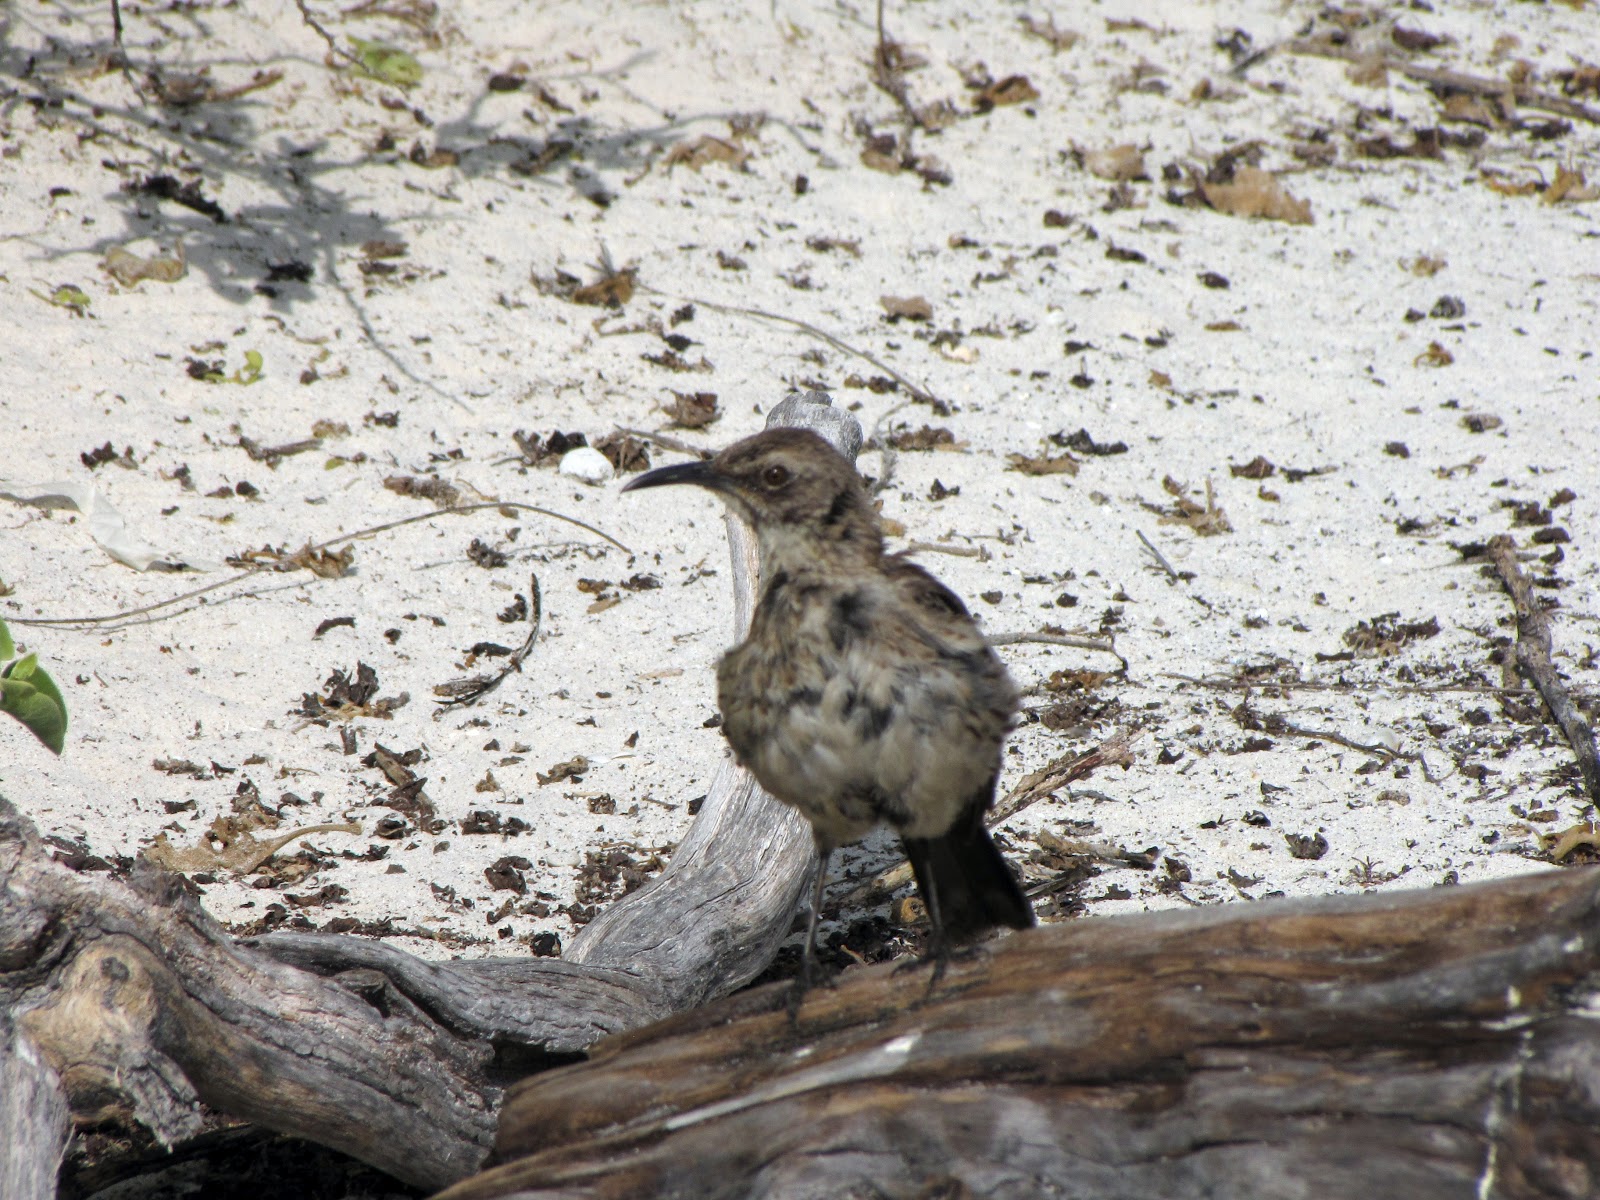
[{"x1": 559, "y1": 447, "x2": 614, "y2": 485}]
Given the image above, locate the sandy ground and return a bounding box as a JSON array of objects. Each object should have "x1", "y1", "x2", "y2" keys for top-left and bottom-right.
[{"x1": 2, "y1": 0, "x2": 1597, "y2": 966}]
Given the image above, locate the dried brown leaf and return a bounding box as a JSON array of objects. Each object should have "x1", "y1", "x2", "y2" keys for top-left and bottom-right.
[
  {"x1": 880, "y1": 294, "x2": 933, "y2": 321},
  {"x1": 1006, "y1": 451, "x2": 1079, "y2": 476},
  {"x1": 1545, "y1": 165, "x2": 1600, "y2": 205},
  {"x1": 572, "y1": 268, "x2": 636, "y2": 308},
  {"x1": 974, "y1": 74, "x2": 1039, "y2": 111},
  {"x1": 1082, "y1": 143, "x2": 1147, "y2": 181},
  {"x1": 661, "y1": 135, "x2": 749, "y2": 173},
  {"x1": 665, "y1": 391, "x2": 721, "y2": 428},
  {"x1": 1201, "y1": 167, "x2": 1313, "y2": 224}
]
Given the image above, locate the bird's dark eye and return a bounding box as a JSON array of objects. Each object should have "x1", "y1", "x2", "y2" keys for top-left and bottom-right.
[{"x1": 761, "y1": 464, "x2": 791, "y2": 489}]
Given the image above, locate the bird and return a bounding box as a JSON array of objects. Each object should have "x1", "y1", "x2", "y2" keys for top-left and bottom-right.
[{"x1": 623, "y1": 427, "x2": 1034, "y2": 1005}]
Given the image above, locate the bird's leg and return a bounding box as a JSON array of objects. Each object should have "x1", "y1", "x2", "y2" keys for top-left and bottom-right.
[
  {"x1": 920, "y1": 873, "x2": 952, "y2": 996},
  {"x1": 788, "y1": 845, "x2": 831, "y2": 1022}
]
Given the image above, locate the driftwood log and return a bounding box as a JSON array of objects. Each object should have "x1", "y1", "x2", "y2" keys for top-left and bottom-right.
[
  {"x1": 4, "y1": 391, "x2": 1599, "y2": 1199},
  {"x1": 449, "y1": 866, "x2": 1600, "y2": 1200}
]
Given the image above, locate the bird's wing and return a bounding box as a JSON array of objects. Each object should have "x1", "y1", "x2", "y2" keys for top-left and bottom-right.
[{"x1": 880, "y1": 553, "x2": 987, "y2": 654}]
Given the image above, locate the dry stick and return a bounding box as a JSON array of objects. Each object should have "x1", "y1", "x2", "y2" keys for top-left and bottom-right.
[
  {"x1": 901, "y1": 541, "x2": 985, "y2": 558},
  {"x1": 639, "y1": 286, "x2": 944, "y2": 409},
  {"x1": 1487, "y1": 535, "x2": 1600, "y2": 803},
  {"x1": 836, "y1": 730, "x2": 1142, "y2": 909},
  {"x1": 1250, "y1": 713, "x2": 1444, "y2": 784},
  {"x1": 1137, "y1": 530, "x2": 1180, "y2": 581},
  {"x1": 990, "y1": 729, "x2": 1141, "y2": 825},
  {"x1": 1287, "y1": 39, "x2": 1600, "y2": 126},
  {"x1": 990, "y1": 630, "x2": 1123, "y2": 668},
  {"x1": 6, "y1": 502, "x2": 627, "y2": 630},
  {"x1": 865, "y1": 400, "x2": 915, "y2": 495},
  {"x1": 292, "y1": 0, "x2": 364, "y2": 68},
  {"x1": 614, "y1": 428, "x2": 714, "y2": 459},
  {"x1": 434, "y1": 573, "x2": 543, "y2": 707},
  {"x1": 1160, "y1": 671, "x2": 1574, "y2": 701}
]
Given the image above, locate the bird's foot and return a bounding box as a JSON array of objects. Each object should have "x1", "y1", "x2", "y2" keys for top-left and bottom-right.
[
  {"x1": 894, "y1": 941, "x2": 985, "y2": 1001},
  {"x1": 785, "y1": 960, "x2": 837, "y2": 1025}
]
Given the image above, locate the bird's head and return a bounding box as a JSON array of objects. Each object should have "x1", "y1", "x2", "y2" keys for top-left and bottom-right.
[{"x1": 623, "y1": 428, "x2": 879, "y2": 549}]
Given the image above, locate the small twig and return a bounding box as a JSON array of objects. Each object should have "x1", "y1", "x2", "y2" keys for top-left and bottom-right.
[
  {"x1": 1487, "y1": 535, "x2": 1600, "y2": 803},
  {"x1": 1137, "y1": 530, "x2": 1180, "y2": 581},
  {"x1": 293, "y1": 0, "x2": 363, "y2": 68},
  {"x1": 241, "y1": 435, "x2": 322, "y2": 463},
  {"x1": 901, "y1": 541, "x2": 984, "y2": 559},
  {"x1": 989, "y1": 631, "x2": 1125, "y2": 672},
  {"x1": 865, "y1": 400, "x2": 915, "y2": 494},
  {"x1": 1227, "y1": 43, "x2": 1275, "y2": 79},
  {"x1": 1276, "y1": 719, "x2": 1436, "y2": 778},
  {"x1": 990, "y1": 729, "x2": 1142, "y2": 826},
  {"x1": 615, "y1": 428, "x2": 714, "y2": 460},
  {"x1": 435, "y1": 575, "x2": 543, "y2": 708},
  {"x1": 1228, "y1": 693, "x2": 1448, "y2": 784},
  {"x1": 1287, "y1": 39, "x2": 1600, "y2": 126},
  {"x1": 639, "y1": 287, "x2": 945, "y2": 411},
  {"x1": 8, "y1": 503, "x2": 626, "y2": 630},
  {"x1": 1159, "y1": 673, "x2": 1582, "y2": 701}
]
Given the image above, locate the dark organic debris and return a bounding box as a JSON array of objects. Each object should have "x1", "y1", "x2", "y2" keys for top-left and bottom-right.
[
  {"x1": 888, "y1": 426, "x2": 956, "y2": 451},
  {"x1": 383, "y1": 474, "x2": 462, "y2": 506},
  {"x1": 133, "y1": 173, "x2": 227, "y2": 222},
  {"x1": 1285, "y1": 831, "x2": 1330, "y2": 861},
  {"x1": 1053, "y1": 429, "x2": 1128, "y2": 456},
  {"x1": 1343, "y1": 614, "x2": 1441, "y2": 655},
  {"x1": 486, "y1": 855, "x2": 533, "y2": 893},
  {"x1": 665, "y1": 391, "x2": 720, "y2": 429},
  {"x1": 513, "y1": 430, "x2": 588, "y2": 466},
  {"x1": 573, "y1": 843, "x2": 667, "y2": 910}
]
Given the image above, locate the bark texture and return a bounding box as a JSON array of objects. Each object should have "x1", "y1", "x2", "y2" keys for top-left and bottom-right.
[
  {"x1": 0, "y1": 1011, "x2": 70, "y2": 1200},
  {"x1": 445, "y1": 867, "x2": 1600, "y2": 1200}
]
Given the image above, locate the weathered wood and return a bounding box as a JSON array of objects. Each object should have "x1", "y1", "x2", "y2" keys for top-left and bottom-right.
[
  {"x1": 0, "y1": 801, "x2": 495, "y2": 1190},
  {"x1": 442, "y1": 867, "x2": 1600, "y2": 1200},
  {"x1": 1488, "y1": 534, "x2": 1600, "y2": 803},
  {"x1": 0, "y1": 1012, "x2": 70, "y2": 1200}
]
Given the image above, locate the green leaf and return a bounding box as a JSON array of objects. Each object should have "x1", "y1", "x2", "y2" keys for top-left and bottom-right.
[
  {"x1": 350, "y1": 38, "x2": 423, "y2": 87},
  {"x1": 233, "y1": 348, "x2": 264, "y2": 385},
  {"x1": 31, "y1": 285, "x2": 91, "y2": 316},
  {"x1": 0, "y1": 619, "x2": 13, "y2": 661},
  {"x1": 202, "y1": 349, "x2": 266, "y2": 385},
  {"x1": 1, "y1": 656, "x2": 68, "y2": 755}
]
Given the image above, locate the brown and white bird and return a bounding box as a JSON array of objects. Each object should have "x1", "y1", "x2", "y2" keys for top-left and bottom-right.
[{"x1": 624, "y1": 428, "x2": 1033, "y2": 999}]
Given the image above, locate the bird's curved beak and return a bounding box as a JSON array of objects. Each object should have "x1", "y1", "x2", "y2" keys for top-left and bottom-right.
[{"x1": 621, "y1": 460, "x2": 719, "y2": 493}]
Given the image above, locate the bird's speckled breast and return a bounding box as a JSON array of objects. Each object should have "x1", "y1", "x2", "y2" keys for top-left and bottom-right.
[{"x1": 716, "y1": 566, "x2": 1014, "y2": 846}]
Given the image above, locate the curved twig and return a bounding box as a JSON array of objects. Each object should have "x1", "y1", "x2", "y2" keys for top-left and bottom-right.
[{"x1": 7, "y1": 502, "x2": 627, "y2": 630}]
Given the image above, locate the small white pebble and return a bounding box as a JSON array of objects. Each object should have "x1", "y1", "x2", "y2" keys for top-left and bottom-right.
[{"x1": 559, "y1": 447, "x2": 613, "y2": 485}]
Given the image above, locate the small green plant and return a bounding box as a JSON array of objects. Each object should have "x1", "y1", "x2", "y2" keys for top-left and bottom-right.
[
  {"x1": 32, "y1": 283, "x2": 92, "y2": 317},
  {"x1": 0, "y1": 619, "x2": 68, "y2": 754},
  {"x1": 350, "y1": 38, "x2": 423, "y2": 87},
  {"x1": 200, "y1": 348, "x2": 265, "y2": 385}
]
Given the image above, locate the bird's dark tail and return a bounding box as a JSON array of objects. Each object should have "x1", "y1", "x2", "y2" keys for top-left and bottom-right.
[{"x1": 902, "y1": 801, "x2": 1034, "y2": 946}]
